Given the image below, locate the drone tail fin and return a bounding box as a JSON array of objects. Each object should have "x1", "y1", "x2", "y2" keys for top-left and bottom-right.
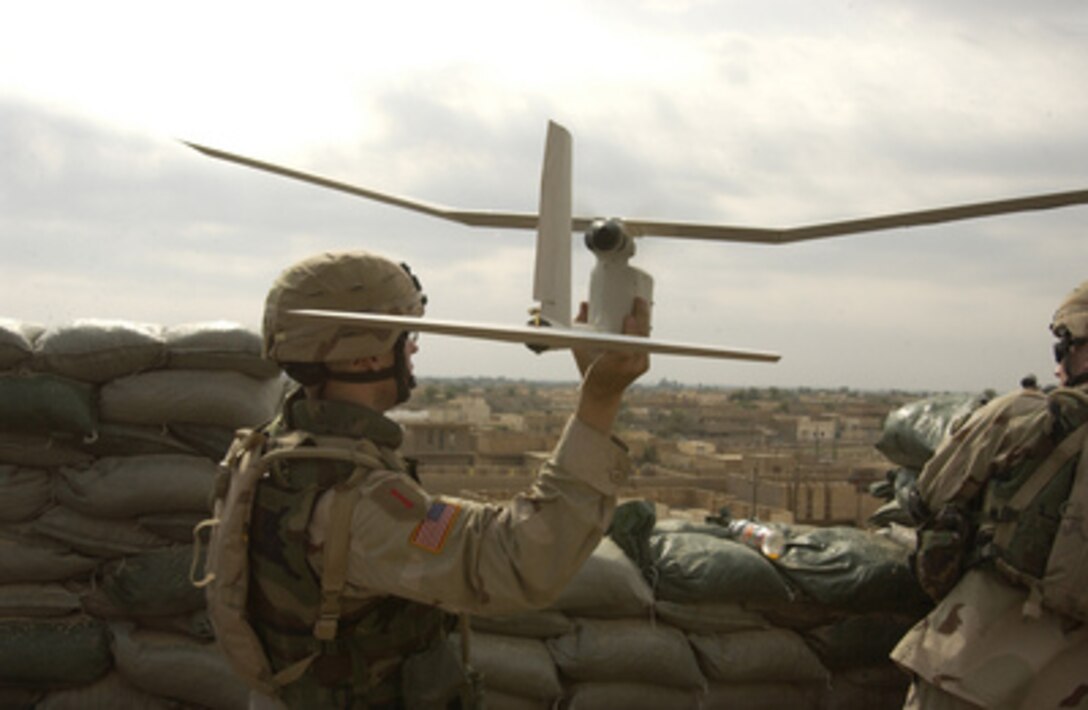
[{"x1": 532, "y1": 121, "x2": 573, "y2": 328}]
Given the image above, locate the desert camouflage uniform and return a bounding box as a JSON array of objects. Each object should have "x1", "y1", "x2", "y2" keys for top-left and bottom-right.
[
  {"x1": 247, "y1": 387, "x2": 632, "y2": 708},
  {"x1": 892, "y1": 384, "x2": 1088, "y2": 709}
]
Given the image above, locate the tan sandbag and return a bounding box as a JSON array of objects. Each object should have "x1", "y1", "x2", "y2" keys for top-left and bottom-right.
[
  {"x1": 0, "y1": 615, "x2": 112, "y2": 688},
  {"x1": 0, "y1": 526, "x2": 99, "y2": 583},
  {"x1": 33, "y1": 319, "x2": 165, "y2": 383},
  {"x1": 547, "y1": 619, "x2": 706, "y2": 689},
  {"x1": 100, "y1": 369, "x2": 285, "y2": 429},
  {"x1": 564, "y1": 682, "x2": 703, "y2": 710},
  {"x1": 689, "y1": 628, "x2": 830, "y2": 683},
  {"x1": 0, "y1": 465, "x2": 52, "y2": 522},
  {"x1": 55, "y1": 454, "x2": 217, "y2": 518},
  {"x1": 0, "y1": 582, "x2": 82, "y2": 617},
  {"x1": 451, "y1": 631, "x2": 561, "y2": 701},
  {"x1": 31, "y1": 506, "x2": 170, "y2": 558},
  {"x1": 164, "y1": 321, "x2": 280, "y2": 378},
  {"x1": 36, "y1": 671, "x2": 179, "y2": 710},
  {"x1": 550, "y1": 537, "x2": 654, "y2": 618},
  {"x1": 110, "y1": 622, "x2": 250, "y2": 710},
  {"x1": 0, "y1": 318, "x2": 43, "y2": 371}
]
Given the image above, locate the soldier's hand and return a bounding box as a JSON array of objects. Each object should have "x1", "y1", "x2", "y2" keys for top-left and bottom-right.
[{"x1": 573, "y1": 298, "x2": 651, "y2": 433}]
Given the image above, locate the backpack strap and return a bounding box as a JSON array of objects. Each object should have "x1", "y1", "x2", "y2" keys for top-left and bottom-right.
[{"x1": 992, "y1": 421, "x2": 1088, "y2": 550}]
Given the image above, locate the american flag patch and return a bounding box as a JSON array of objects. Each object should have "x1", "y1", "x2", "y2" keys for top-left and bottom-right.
[{"x1": 409, "y1": 501, "x2": 461, "y2": 553}]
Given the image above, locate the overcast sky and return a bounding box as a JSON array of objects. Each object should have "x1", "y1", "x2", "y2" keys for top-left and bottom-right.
[{"x1": 2, "y1": 1, "x2": 1086, "y2": 392}]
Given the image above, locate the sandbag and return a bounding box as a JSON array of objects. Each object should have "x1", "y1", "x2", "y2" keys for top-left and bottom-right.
[
  {"x1": 33, "y1": 319, "x2": 165, "y2": 383},
  {"x1": 35, "y1": 671, "x2": 180, "y2": 710},
  {"x1": 0, "y1": 615, "x2": 112, "y2": 688},
  {"x1": 110, "y1": 623, "x2": 250, "y2": 710},
  {"x1": 55, "y1": 454, "x2": 217, "y2": 518},
  {"x1": 875, "y1": 392, "x2": 987, "y2": 469},
  {"x1": 564, "y1": 682, "x2": 703, "y2": 710},
  {"x1": 137, "y1": 511, "x2": 208, "y2": 544},
  {"x1": 31, "y1": 506, "x2": 170, "y2": 558},
  {"x1": 78, "y1": 423, "x2": 199, "y2": 458},
  {"x1": 470, "y1": 609, "x2": 574, "y2": 638},
  {"x1": 478, "y1": 690, "x2": 552, "y2": 710},
  {"x1": 87, "y1": 545, "x2": 206, "y2": 617},
  {"x1": 650, "y1": 530, "x2": 793, "y2": 604},
  {"x1": 773, "y1": 526, "x2": 929, "y2": 613},
  {"x1": 0, "y1": 527, "x2": 99, "y2": 583},
  {"x1": 164, "y1": 321, "x2": 279, "y2": 378},
  {"x1": 653, "y1": 600, "x2": 769, "y2": 633},
  {"x1": 547, "y1": 619, "x2": 706, "y2": 689},
  {"x1": 688, "y1": 628, "x2": 829, "y2": 683},
  {"x1": 0, "y1": 583, "x2": 82, "y2": 617},
  {"x1": 0, "y1": 465, "x2": 53, "y2": 522},
  {"x1": 0, "y1": 432, "x2": 93, "y2": 468},
  {"x1": 0, "y1": 318, "x2": 43, "y2": 370},
  {"x1": 99, "y1": 368, "x2": 284, "y2": 429},
  {"x1": 0, "y1": 373, "x2": 97, "y2": 437},
  {"x1": 702, "y1": 681, "x2": 824, "y2": 710},
  {"x1": 825, "y1": 666, "x2": 910, "y2": 710},
  {"x1": 551, "y1": 536, "x2": 654, "y2": 618},
  {"x1": 450, "y1": 631, "x2": 561, "y2": 701},
  {"x1": 805, "y1": 613, "x2": 917, "y2": 671}
]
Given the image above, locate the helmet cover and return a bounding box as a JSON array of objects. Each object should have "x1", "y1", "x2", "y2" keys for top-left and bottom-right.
[{"x1": 263, "y1": 250, "x2": 425, "y2": 364}]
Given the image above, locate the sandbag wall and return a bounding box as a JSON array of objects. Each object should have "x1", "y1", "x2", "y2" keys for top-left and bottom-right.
[
  {"x1": 464, "y1": 503, "x2": 929, "y2": 709},
  {"x1": 0, "y1": 319, "x2": 285, "y2": 710}
]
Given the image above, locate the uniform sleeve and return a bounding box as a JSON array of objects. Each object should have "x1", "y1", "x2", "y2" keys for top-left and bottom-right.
[{"x1": 308, "y1": 415, "x2": 632, "y2": 615}]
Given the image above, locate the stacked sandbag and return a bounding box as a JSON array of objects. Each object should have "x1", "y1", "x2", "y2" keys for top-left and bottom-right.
[
  {"x1": 0, "y1": 318, "x2": 283, "y2": 709},
  {"x1": 457, "y1": 503, "x2": 923, "y2": 709},
  {"x1": 868, "y1": 392, "x2": 989, "y2": 527},
  {"x1": 458, "y1": 507, "x2": 920, "y2": 709}
]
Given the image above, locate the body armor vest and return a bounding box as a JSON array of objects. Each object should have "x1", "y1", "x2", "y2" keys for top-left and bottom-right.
[{"x1": 248, "y1": 426, "x2": 452, "y2": 707}]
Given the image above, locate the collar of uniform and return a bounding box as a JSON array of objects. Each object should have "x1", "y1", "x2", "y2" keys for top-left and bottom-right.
[{"x1": 283, "y1": 388, "x2": 404, "y2": 448}]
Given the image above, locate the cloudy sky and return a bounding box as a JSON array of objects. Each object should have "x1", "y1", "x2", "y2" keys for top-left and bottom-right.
[{"x1": 2, "y1": 1, "x2": 1085, "y2": 392}]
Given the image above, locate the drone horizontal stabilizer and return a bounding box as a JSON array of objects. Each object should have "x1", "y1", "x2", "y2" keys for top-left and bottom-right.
[{"x1": 290, "y1": 310, "x2": 781, "y2": 363}]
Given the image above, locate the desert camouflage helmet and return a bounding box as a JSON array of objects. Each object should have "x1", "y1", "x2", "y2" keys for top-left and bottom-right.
[
  {"x1": 1051, "y1": 280, "x2": 1088, "y2": 340},
  {"x1": 263, "y1": 250, "x2": 425, "y2": 363}
]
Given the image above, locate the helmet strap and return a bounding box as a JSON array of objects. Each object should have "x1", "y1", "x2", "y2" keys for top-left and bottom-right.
[{"x1": 322, "y1": 332, "x2": 415, "y2": 404}]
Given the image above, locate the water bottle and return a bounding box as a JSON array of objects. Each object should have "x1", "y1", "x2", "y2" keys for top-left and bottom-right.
[{"x1": 727, "y1": 519, "x2": 786, "y2": 560}]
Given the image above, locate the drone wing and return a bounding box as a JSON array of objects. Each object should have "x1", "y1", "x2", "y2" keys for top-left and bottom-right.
[
  {"x1": 185, "y1": 140, "x2": 1088, "y2": 243},
  {"x1": 290, "y1": 310, "x2": 780, "y2": 362}
]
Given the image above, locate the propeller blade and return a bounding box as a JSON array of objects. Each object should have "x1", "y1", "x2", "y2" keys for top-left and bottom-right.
[
  {"x1": 533, "y1": 121, "x2": 573, "y2": 328},
  {"x1": 290, "y1": 309, "x2": 780, "y2": 363}
]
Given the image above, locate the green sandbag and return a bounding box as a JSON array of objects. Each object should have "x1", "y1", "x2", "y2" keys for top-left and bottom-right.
[
  {"x1": 0, "y1": 616, "x2": 112, "y2": 688},
  {"x1": 875, "y1": 392, "x2": 987, "y2": 469},
  {"x1": 97, "y1": 545, "x2": 206, "y2": 617},
  {"x1": 650, "y1": 530, "x2": 793, "y2": 605},
  {"x1": 804, "y1": 613, "x2": 917, "y2": 670},
  {"x1": 0, "y1": 374, "x2": 96, "y2": 437},
  {"x1": 773, "y1": 526, "x2": 929, "y2": 613}
]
